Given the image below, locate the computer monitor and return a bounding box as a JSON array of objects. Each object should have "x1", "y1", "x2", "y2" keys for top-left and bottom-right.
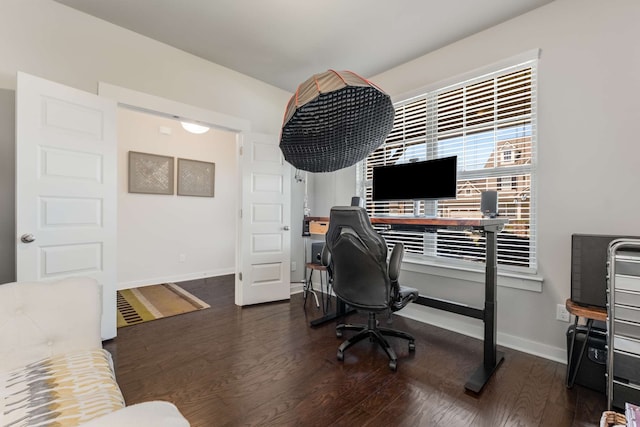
[{"x1": 372, "y1": 156, "x2": 458, "y2": 201}]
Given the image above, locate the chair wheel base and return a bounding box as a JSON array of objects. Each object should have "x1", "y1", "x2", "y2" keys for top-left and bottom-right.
[{"x1": 334, "y1": 314, "x2": 415, "y2": 370}]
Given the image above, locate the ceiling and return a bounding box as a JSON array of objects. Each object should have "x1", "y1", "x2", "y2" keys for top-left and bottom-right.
[{"x1": 54, "y1": 0, "x2": 554, "y2": 92}]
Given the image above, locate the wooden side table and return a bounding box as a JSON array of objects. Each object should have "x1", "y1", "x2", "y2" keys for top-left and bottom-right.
[{"x1": 565, "y1": 298, "x2": 607, "y2": 388}]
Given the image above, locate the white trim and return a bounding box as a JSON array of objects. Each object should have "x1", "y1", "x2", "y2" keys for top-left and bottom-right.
[
  {"x1": 396, "y1": 304, "x2": 565, "y2": 363},
  {"x1": 401, "y1": 256, "x2": 543, "y2": 292},
  {"x1": 391, "y1": 48, "x2": 541, "y2": 104},
  {"x1": 98, "y1": 82, "x2": 251, "y2": 133},
  {"x1": 118, "y1": 268, "x2": 234, "y2": 291}
]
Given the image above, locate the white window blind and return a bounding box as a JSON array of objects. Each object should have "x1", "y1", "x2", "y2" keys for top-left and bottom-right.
[{"x1": 361, "y1": 59, "x2": 537, "y2": 271}]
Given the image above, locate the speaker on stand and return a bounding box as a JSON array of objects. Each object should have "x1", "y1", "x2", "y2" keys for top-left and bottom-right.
[{"x1": 481, "y1": 191, "x2": 498, "y2": 218}]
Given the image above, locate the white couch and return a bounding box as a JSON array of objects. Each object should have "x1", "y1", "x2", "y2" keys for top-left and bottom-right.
[{"x1": 0, "y1": 277, "x2": 190, "y2": 427}]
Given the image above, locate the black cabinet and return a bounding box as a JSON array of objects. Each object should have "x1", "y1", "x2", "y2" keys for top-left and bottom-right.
[
  {"x1": 607, "y1": 240, "x2": 640, "y2": 410},
  {"x1": 566, "y1": 323, "x2": 607, "y2": 393}
]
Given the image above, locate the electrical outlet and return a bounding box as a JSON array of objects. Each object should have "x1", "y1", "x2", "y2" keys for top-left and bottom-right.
[
  {"x1": 291, "y1": 261, "x2": 297, "y2": 272},
  {"x1": 179, "y1": 253, "x2": 186, "y2": 262},
  {"x1": 556, "y1": 303, "x2": 570, "y2": 322}
]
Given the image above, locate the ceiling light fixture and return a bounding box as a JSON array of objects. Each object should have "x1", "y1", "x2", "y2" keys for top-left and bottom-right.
[{"x1": 180, "y1": 121, "x2": 210, "y2": 134}]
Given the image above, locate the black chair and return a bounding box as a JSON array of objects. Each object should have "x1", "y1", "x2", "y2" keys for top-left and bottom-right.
[{"x1": 323, "y1": 206, "x2": 419, "y2": 371}]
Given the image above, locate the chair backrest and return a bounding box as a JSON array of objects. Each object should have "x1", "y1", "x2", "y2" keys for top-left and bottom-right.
[{"x1": 325, "y1": 206, "x2": 390, "y2": 311}]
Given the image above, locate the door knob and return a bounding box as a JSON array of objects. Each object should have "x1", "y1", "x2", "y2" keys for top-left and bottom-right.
[
  {"x1": 283, "y1": 226, "x2": 290, "y2": 231},
  {"x1": 21, "y1": 233, "x2": 35, "y2": 243}
]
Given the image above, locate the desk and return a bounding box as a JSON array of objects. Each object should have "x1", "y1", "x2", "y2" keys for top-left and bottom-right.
[
  {"x1": 307, "y1": 215, "x2": 508, "y2": 393},
  {"x1": 565, "y1": 299, "x2": 607, "y2": 388}
]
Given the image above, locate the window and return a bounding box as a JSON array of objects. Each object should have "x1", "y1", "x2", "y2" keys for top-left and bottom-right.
[
  {"x1": 502, "y1": 148, "x2": 513, "y2": 163},
  {"x1": 359, "y1": 57, "x2": 537, "y2": 271}
]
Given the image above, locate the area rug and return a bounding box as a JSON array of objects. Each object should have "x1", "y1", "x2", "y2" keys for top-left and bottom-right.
[{"x1": 117, "y1": 283, "x2": 210, "y2": 328}]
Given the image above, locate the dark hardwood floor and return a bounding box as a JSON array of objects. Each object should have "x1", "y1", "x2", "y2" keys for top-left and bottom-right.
[{"x1": 104, "y1": 275, "x2": 606, "y2": 426}]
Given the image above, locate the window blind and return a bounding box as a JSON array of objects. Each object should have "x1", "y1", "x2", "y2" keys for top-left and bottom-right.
[{"x1": 361, "y1": 60, "x2": 537, "y2": 270}]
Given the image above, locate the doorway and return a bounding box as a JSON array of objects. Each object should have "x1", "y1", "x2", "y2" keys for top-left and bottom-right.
[
  {"x1": 116, "y1": 107, "x2": 237, "y2": 289},
  {"x1": 99, "y1": 82, "x2": 291, "y2": 307}
]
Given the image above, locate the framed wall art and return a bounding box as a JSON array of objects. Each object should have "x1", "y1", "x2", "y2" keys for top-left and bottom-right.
[
  {"x1": 177, "y1": 158, "x2": 215, "y2": 197},
  {"x1": 128, "y1": 151, "x2": 174, "y2": 195}
]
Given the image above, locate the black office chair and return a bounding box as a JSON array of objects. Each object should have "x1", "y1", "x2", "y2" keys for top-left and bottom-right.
[{"x1": 323, "y1": 206, "x2": 419, "y2": 371}]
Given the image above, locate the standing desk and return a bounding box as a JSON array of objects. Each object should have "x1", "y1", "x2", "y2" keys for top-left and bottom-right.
[{"x1": 307, "y1": 215, "x2": 509, "y2": 393}]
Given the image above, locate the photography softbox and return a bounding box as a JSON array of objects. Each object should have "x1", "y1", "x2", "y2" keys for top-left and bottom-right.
[{"x1": 280, "y1": 70, "x2": 394, "y2": 173}]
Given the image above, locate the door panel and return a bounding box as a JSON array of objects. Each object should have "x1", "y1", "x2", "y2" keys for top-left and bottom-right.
[
  {"x1": 40, "y1": 146, "x2": 103, "y2": 181},
  {"x1": 40, "y1": 243, "x2": 103, "y2": 277},
  {"x1": 40, "y1": 197, "x2": 102, "y2": 227}
]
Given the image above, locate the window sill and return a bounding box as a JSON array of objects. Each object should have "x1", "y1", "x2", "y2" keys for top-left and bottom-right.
[{"x1": 401, "y1": 254, "x2": 543, "y2": 292}]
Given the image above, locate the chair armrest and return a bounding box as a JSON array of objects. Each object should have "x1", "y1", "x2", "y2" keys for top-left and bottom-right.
[
  {"x1": 0, "y1": 277, "x2": 102, "y2": 371},
  {"x1": 388, "y1": 242, "x2": 404, "y2": 283},
  {"x1": 80, "y1": 401, "x2": 190, "y2": 427}
]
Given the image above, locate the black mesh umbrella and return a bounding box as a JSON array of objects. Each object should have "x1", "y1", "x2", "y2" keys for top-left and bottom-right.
[{"x1": 280, "y1": 70, "x2": 394, "y2": 173}]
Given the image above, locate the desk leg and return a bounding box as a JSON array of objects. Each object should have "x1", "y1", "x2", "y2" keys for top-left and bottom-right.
[
  {"x1": 309, "y1": 297, "x2": 355, "y2": 328},
  {"x1": 465, "y1": 227, "x2": 504, "y2": 393}
]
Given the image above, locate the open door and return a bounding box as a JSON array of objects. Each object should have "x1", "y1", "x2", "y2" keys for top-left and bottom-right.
[
  {"x1": 16, "y1": 72, "x2": 117, "y2": 339},
  {"x1": 236, "y1": 133, "x2": 291, "y2": 305}
]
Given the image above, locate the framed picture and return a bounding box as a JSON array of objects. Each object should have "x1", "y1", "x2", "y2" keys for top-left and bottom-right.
[
  {"x1": 177, "y1": 158, "x2": 215, "y2": 197},
  {"x1": 128, "y1": 151, "x2": 174, "y2": 195}
]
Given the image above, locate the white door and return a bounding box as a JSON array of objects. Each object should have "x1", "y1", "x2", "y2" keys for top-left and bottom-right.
[
  {"x1": 16, "y1": 72, "x2": 118, "y2": 339},
  {"x1": 236, "y1": 133, "x2": 291, "y2": 305}
]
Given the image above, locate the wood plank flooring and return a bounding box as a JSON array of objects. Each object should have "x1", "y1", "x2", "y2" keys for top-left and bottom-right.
[{"x1": 103, "y1": 275, "x2": 606, "y2": 426}]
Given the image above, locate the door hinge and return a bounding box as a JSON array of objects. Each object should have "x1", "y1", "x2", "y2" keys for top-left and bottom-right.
[
  {"x1": 239, "y1": 209, "x2": 242, "y2": 219},
  {"x1": 238, "y1": 272, "x2": 242, "y2": 281},
  {"x1": 239, "y1": 145, "x2": 243, "y2": 156}
]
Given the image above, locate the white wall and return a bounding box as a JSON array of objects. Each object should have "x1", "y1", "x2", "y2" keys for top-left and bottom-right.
[
  {"x1": 311, "y1": 165, "x2": 358, "y2": 216},
  {"x1": 117, "y1": 108, "x2": 236, "y2": 288},
  {"x1": 318, "y1": 0, "x2": 640, "y2": 361},
  {"x1": 0, "y1": 1, "x2": 290, "y2": 134},
  {"x1": 0, "y1": 0, "x2": 308, "y2": 285}
]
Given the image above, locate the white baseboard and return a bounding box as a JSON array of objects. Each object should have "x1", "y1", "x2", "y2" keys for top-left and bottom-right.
[
  {"x1": 118, "y1": 268, "x2": 234, "y2": 290},
  {"x1": 396, "y1": 305, "x2": 566, "y2": 364},
  {"x1": 290, "y1": 281, "x2": 304, "y2": 294}
]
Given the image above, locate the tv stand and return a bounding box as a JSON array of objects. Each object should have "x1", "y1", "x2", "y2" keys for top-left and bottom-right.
[{"x1": 413, "y1": 200, "x2": 423, "y2": 216}]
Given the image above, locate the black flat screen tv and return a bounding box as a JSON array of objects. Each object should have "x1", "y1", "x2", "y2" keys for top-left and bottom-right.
[
  {"x1": 372, "y1": 156, "x2": 457, "y2": 201},
  {"x1": 571, "y1": 233, "x2": 640, "y2": 308}
]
